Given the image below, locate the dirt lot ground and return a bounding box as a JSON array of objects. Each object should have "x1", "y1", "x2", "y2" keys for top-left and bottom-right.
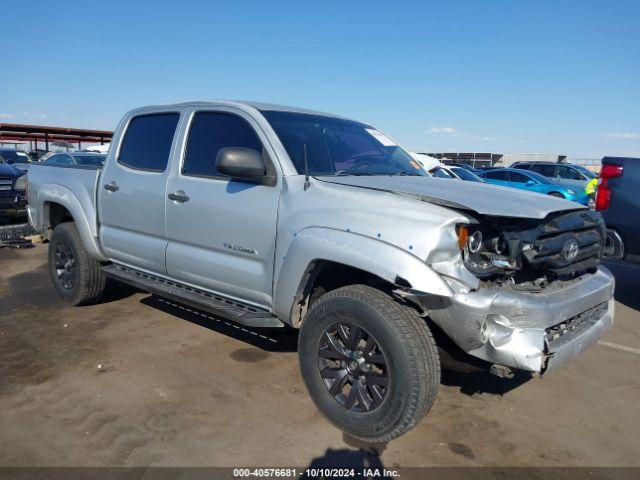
[{"x1": 1, "y1": 245, "x2": 639, "y2": 468}]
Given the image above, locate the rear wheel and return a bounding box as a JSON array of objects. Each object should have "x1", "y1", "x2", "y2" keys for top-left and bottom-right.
[
  {"x1": 298, "y1": 284, "x2": 440, "y2": 442},
  {"x1": 49, "y1": 222, "x2": 106, "y2": 305}
]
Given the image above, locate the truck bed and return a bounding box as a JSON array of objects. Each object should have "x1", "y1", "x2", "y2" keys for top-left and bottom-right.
[{"x1": 26, "y1": 163, "x2": 102, "y2": 241}]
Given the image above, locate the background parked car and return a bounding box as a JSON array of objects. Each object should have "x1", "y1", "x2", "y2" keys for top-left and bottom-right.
[
  {"x1": 478, "y1": 168, "x2": 590, "y2": 205},
  {"x1": 0, "y1": 156, "x2": 27, "y2": 221},
  {"x1": 29, "y1": 148, "x2": 49, "y2": 161},
  {"x1": 447, "y1": 163, "x2": 482, "y2": 174},
  {"x1": 37, "y1": 152, "x2": 56, "y2": 163},
  {"x1": 429, "y1": 165, "x2": 485, "y2": 182},
  {"x1": 43, "y1": 152, "x2": 106, "y2": 167},
  {"x1": 0, "y1": 148, "x2": 32, "y2": 172},
  {"x1": 409, "y1": 152, "x2": 441, "y2": 171},
  {"x1": 510, "y1": 161, "x2": 596, "y2": 192},
  {"x1": 596, "y1": 157, "x2": 640, "y2": 263}
]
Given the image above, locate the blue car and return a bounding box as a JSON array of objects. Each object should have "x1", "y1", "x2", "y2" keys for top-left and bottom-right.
[{"x1": 478, "y1": 168, "x2": 590, "y2": 205}]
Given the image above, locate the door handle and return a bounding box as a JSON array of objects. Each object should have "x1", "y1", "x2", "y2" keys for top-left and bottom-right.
[
  {"x1": 168, "y1": 191, "x2": 190, "y2": 203},
  {"x1": 103, "y1": 182, "x2": 119, "y2": 192}
]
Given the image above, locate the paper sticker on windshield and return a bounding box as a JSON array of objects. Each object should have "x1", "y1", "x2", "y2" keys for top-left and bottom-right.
[{"x1": 365, "y1": 129, "x2": 397, "y2": 147}]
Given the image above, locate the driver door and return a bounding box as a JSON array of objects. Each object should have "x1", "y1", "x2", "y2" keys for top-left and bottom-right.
[{"x1": 164, "y1": 107, "x2": 281, "y2": 308}]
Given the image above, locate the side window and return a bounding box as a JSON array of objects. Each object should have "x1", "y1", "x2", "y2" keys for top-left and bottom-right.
[
  {"x1": 557, "y1": 165, "x2": 584, "y2": 180},
  {"x1": 514, "y1": 163, "x2": 531, "y2": 170},
  {"x1": 182, "y1": 112, "x2": 263, "y2": 177},
  {"x1": 44, "y1": 154, "x2": 63, "y2": 165},
  {"x1": 530, "y1": 164, "x2": 556, "y2": 177},
  {"x1": 118, "y1": 113, "x2": 180, "y2": 172},
  {"x1": 508, "y1": 171, "x2": 531, "y2": 183},
  {"x1": 485, "y1": 170, "x2": 508, "y2": 181},
  {"x1": 45, "y1": 154, "x2": 72, "y2": 165}
]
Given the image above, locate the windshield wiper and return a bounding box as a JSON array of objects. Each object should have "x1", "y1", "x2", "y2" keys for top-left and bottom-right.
[{"x1": 332, "y1": 170, "x2": 376, "y2": 176}]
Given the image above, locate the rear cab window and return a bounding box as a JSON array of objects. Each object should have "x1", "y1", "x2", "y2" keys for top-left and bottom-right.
[{"x1": 118, "y1": 113, "x2": 180, "y2": 172}]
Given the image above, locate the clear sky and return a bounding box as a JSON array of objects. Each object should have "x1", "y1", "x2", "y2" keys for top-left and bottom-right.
[{"x1": 2, "y1": 0, "x2": 638, "y2": 158}]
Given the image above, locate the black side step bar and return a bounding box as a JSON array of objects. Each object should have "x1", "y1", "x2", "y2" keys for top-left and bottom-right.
[{"x1": 102, "y1": 264, "x2": 285, "y2": 328}]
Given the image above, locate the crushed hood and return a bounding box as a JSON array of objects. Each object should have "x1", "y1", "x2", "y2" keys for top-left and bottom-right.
[{"x1": 317, "y1": 176, "x2": 586, "y2": 219}]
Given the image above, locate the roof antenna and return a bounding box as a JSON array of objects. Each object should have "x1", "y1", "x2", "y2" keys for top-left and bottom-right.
[{"x1": 303, "y1": 144, "x2": 310, "y2": 191}]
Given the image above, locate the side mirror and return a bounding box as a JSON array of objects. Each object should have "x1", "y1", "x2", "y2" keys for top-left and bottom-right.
[
  {"x1": 216, "y1": 147, "x2": 269, "y2": 183},
  {"x1": 526, "y1": 180, "x2": 536, "y2": 186}
]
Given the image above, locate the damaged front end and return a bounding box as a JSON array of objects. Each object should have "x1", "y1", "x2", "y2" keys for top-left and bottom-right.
[
  {"x1": 456, "y1": 209, "x2": 607, "y2": 287},
  {"x1": 425, "y1": 209, "x2": 615, "y2": 374}
]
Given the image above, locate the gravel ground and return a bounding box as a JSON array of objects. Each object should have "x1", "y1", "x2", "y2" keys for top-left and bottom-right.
[{"x1": 0, "y1": 246, "x2": 639, "y2": 468}]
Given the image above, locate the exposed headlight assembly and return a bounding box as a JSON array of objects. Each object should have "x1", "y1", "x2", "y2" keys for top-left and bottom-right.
[{"x1": 456, "y1": 224, "x2": 519, "y2": 277}]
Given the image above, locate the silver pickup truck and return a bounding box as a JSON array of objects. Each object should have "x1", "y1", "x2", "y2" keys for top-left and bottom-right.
[{"x1": 27, "y1": 101, "x2": 615, "y2": 442}]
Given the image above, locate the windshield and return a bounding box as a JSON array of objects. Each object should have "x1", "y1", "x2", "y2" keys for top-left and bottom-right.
[
  {"x1": 73, "y1": 155, "x2": 105, "y2": 166},
  {"x1": 450, "y1": 167, "x2": 484, "y2": 182},
  {"x1": 262, "y1": 111, "x2": 426, "y2": 176},
  {"x1": 0, "y1": 150, "x2": 31, "y2": 163},
  {"x1": 573, "y1": 165, "x2": 596, "y2": 179}
]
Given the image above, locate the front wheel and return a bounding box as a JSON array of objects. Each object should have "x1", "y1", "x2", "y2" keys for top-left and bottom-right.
[
  {"x1": 298, "y1": 284, "x2": 440, "y2": 443},
  {"x1": 548, "y1": 192, "x2": 564, "y2": 198},
  {"x1": 49, "y1": 222, "x2": 106, "y2": 305}
]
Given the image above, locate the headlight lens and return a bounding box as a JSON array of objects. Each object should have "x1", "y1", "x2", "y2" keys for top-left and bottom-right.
[
  {"x1": 468, "y1": 230, "x2": 483, "y2": 253},
  {"x1": 456, "y1": 224, "x2": 518, "y2": 277},
  {"x1": 14, "y1": 174, "x2": 27, "y2": 191}
]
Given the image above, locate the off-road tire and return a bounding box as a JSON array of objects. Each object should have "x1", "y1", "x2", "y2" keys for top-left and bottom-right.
[
  {"x1": 49, "y1": 222, "x2": 106, "y2": 305},
  {"x1": 298, "y1": 284, "x2": 440, "y2": 442}
]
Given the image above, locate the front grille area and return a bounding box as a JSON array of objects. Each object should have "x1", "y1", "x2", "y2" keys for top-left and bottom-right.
[
  {"x1": 545, "y1": 302, "x2": 608, "y2": 351},
  {"x1": 523, "y1": 210, "x2": 606, "y2": 276},
  {"x1": 0, "y1": 176, "x2": 13, "y2": 189}
]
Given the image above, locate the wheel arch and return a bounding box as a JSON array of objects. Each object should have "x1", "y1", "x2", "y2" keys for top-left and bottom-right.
[
  {"x1": 38, "y1": 185, "x2": 107, "y2": 261},
  {"x1": 273, "y1": 227, "x2": 453, "y2": 327}
]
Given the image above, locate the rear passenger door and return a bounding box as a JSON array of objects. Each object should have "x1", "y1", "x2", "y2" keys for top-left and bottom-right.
[
  {"x1": 98, "y1": 111, "x2": 181, "y2": 274},
  {"x1": 164, "y1": 108, "x2": 281, "y2": 308}
]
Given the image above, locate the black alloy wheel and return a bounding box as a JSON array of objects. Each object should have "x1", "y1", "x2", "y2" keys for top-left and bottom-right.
[
  {"x1": 48, "y1": 222, "x2": 106, "y2": 305},
  {"x1": 318, "y1": 322, "x2": 389, "y2": 412},
  {"x1": 54, "y1": 240, "x2": 76, "y2": 290}
]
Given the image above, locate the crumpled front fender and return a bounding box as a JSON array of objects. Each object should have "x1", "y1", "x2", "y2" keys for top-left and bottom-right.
[{"x1": 273, "y1": 227, "x2": 453, "y2": 325}]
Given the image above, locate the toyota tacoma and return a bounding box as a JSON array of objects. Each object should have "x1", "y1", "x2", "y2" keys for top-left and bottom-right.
[{"x1": 26, "y1": 101, "x2": 615, "y2": 442}]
